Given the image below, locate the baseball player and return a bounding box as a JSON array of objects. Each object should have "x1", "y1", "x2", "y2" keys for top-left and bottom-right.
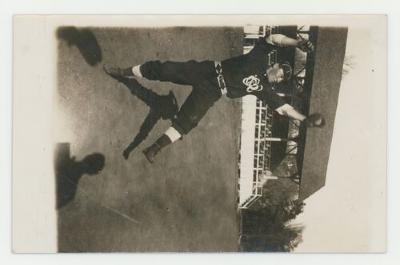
[{"x1": 104, "y1": 33, "x2": 324, "y2": 163}]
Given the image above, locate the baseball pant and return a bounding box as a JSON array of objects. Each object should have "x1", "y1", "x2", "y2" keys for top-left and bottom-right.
[{"x1": 140, "y1": 60, "x2": 222, "y2": 135}]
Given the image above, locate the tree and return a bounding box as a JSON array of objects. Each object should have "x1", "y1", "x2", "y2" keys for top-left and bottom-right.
[{"x1": 240, "y1": 178, "x2": 305, "y2": 252}]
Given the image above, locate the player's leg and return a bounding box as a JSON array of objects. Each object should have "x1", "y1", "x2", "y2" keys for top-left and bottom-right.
[
  {"x1": 143, "y1": 86, "x2": 221, "y2": 163},
  {"x1": 104, "y1": 60, "x2": 211, "y2": 86}
]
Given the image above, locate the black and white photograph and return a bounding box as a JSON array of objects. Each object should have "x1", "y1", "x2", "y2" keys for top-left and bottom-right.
[{"x1": 12, "y1": 15, "x2": 386, "y2": 253}]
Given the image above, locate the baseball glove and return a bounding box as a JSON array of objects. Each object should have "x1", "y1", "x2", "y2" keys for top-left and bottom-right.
[
  {"x1": 305, "y1": 113, "x2": 325, "y2": 128},
  {"x1": 297, "y1": 39, "x2": 314, "y2": 53}
]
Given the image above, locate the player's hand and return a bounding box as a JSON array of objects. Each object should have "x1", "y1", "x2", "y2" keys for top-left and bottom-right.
[
  {"x1": 297, "y1": 39, "x2": 314, "y2": 53},
  {"x1": 305, "y1": 113, "x2": 325, "y2": 128}
]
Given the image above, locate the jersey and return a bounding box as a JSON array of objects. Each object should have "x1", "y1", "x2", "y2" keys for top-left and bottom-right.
[{"x1": 221, "y1": 37, "x2": 286, "y2": 110}]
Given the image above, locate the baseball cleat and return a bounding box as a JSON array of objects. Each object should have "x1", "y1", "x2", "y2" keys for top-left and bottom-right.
[
  {"x1": 143, "y1": 143, "x2": 161, "y2": 163},
  {"x1": 122, "y1": 148, "x2": 131, "y2": 160},
  {"x1": 103, "y1": 64, "x2": 124, "y2": 78}
]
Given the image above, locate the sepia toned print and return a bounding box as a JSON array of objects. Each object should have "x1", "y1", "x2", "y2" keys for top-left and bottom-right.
[
  {"x1": 54, "y1": 24, "x2": 339, "y2": 252},
  {"x1": 12, "y1": 15, "x2": 386, "y2": 253}
]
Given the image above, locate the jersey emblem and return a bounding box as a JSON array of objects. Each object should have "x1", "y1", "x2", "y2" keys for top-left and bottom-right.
[{"x1": 243, "y1": 75, "x2": 263, "y2": 92}]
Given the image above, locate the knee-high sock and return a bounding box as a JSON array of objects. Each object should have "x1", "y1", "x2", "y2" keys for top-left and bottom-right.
[
  {"x1": 152, "y1": 134, "x2": 172, "y2": 151},
  {"x1": 164, "y1": 126, "x2": 182, "y2": 143},
  {"x1": 132, "y1": 65, "x2": 143, "y2": 77},
  {"x1": 121, "y1": 65, "x2": 143, "y2": 77}
]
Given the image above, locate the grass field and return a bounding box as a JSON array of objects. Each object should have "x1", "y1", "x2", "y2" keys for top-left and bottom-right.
[{"x1": 56, "y1": 27, "x2": 244, "y2": 252}]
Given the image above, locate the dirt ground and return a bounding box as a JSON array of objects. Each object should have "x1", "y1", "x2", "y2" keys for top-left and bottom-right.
[{"x1": 56, "y1": 27, "x2": 244, "y2": 252}]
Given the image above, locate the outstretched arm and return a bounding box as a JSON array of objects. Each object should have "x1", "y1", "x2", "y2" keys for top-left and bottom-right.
[
  {"x1": 266, "y1": 34, "x2": 298, "y2": 47},
  {"x1": 266, "y1": 34, "x2": 314, "y2": 52},
  {"x1": 284, "y1": 107, "x2": 307, "y2": 121},
  {"x1": 275, "y1": 104, "x2": 325, "y2": 128},
  {"x1": 276, "y1": 104, "x2": 306, "y2": 121}
]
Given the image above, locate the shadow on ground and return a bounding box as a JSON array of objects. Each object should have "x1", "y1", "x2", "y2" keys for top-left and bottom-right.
[
  {"x1": 55, "y1": 143, "x2": 105, "y2": 209},
  {"x1": 57, "y1": 27, "x2": 102, "y2": 66},
  {"x1": 106, "y1": 76, "x2": 179, "y2": 159}
]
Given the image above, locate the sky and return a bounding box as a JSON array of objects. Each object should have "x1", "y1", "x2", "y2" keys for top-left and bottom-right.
[{"x1": 295, "y1": 19, "x2": 386, "y2": 252}]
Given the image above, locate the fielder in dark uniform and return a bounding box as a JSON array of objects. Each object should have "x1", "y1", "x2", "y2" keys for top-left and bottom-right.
[{"x1": 104, "y1": 33, "x2": 324, "y2": 163}]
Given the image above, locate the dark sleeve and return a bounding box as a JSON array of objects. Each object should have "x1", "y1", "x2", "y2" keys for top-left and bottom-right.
[
  {"x1": 256, "y1": 86, "x2": 286, "y2": 110},
  {"x1": 249, "y1": 37, "x2": 274, "y2": 57}
]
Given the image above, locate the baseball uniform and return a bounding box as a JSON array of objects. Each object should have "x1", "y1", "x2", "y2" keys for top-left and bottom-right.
[{"x1": 138, "y1": 37, "x2": 287, "y2": 135}]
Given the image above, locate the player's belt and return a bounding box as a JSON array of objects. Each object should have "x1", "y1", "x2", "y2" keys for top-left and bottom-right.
[{"x1": 214, "y1": 61, "x2": 228, "y2": 95}]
